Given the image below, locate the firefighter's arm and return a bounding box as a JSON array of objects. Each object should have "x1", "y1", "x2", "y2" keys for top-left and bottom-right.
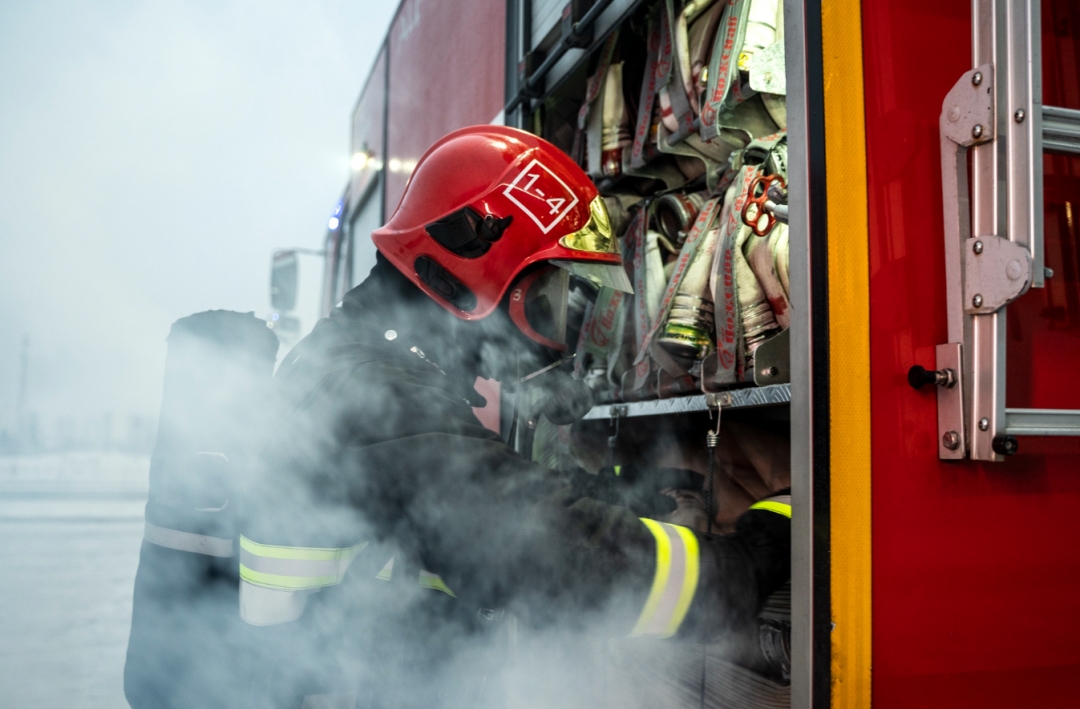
[
  {"x1": 334, "y1": 363, "x2": 790, "y2": 639},
  {"x1": 546, "y1": 488, "x2": 791, "y2": 641},
  {"x1": 668, "y1": 493, "x2": 791, "y2": 641}
]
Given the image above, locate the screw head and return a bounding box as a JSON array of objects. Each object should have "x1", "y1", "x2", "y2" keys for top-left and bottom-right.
[
  {"x1": 972, "y1": 71, "x2": 983, "y2": 86},
  {"x1": 942, "y1": 431, "x2": 961, "y2": 450},
  {"x1": 384, "y1": 329, "x2": 398, "y2": 341},
  {"x1": 972, "y1": 294, "x2": 984, "y2": 308},
  {"x1": 973, "y1": 240, "x2": 984, "y2": 254},
  {"x1": 979, "y1": 417, "x2": 990, "y2": 431},
  {"x1": 1014, "y1": 108, "x2": 1026, "y2": 123},
  {"x1": 1045, "y1": 267, "x2": 1055, "y2": 279},
  {"x1": 972, "y1": 124, "x2": 984, "y2": 139}
]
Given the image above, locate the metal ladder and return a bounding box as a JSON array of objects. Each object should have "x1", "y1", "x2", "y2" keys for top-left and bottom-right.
[{"x1": 927, "y1": 0, "x2": 1080, "y2": 460}]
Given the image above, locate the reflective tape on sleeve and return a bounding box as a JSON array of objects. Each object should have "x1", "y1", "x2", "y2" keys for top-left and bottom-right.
[
  {"x1": 418, "y1": 570, "x2": 456, "y2": 597},
  {"x1": 375, "y1": 557, "x2": 394, "y2": 581},
  {"x1": 631, "y1": 519, "x2": 700, "y2": 638},
  {"x1": 239, "y1": 536, "x2": 367, "y2": 591},
  {"x1": 143, "y1": 521, "x2": 234, "y2": 558},
  {"x1": 375, "y1": 559, "x2": 455, "y2": 596},
  {"x1": 749, "y1": 494, "x2": 792, "y2": 518}
]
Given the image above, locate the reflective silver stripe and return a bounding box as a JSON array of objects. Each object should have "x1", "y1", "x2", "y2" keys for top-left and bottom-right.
[
  {"x1": 239, "y1": 548, "x2": 351, "y2": 579},
  {"x1": 143, "y1": 521, "x2": 233, "y2": 558},
  {"x1": 239, "y1": 580, "x2": 312, "y2": 626}
]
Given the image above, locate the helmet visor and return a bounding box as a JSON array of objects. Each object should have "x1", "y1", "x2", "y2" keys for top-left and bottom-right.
[
  {"x1": 508, "y1": 266, "x2": 570, "y2": 351},
  {"x1": 559, "y1": 195, "x2": 618, "y2": 254},
  {"x1": 553, "y1": 195, "x2": 633, "y2": 293}
]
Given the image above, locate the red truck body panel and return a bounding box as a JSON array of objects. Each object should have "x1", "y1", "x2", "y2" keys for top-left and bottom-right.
[
  {"x1": 864, "y1": 0, "x2": 1080, "y2": 705},
  {"x1": 349, "y1": 47, "x2": 387, "y2": 212},
  {"x1": 384, "y1": 0, "x2": 507, "y2": 220}
]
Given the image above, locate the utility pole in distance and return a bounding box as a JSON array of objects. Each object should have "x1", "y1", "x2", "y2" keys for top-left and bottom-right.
[{"x1": 16, "y1": 336, "x2": 28, "y2": 452}]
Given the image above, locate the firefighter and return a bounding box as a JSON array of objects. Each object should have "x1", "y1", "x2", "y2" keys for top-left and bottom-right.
[{"x1": 239, "y1": 125, "x2": 790, "y2": 707}]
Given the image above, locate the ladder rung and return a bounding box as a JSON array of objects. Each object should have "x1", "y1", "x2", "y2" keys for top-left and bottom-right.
[
  {"x1": 1004, "y1": 407, "x2": 1080, "y2": 436},
  {"x1": 1043, "y1": 105, "x2": 1080, "y2": 155}
]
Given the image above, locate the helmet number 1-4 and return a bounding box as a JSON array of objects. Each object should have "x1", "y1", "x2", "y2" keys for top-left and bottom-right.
[{"x1": 503, "y1": 159, "x2": 579, "y2": 234}]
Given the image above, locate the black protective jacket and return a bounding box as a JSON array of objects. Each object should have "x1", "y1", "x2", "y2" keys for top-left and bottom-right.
[{"x1": 239, "y1": 261, "x2": 790, "y2": 707}]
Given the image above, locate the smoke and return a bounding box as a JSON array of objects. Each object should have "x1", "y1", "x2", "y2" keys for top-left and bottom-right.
[
  {"x1": 119, "y1": 257, "x2": 789, "y2": 709},
  {"x1": 0, "y1": 0, "x2": 394, "y2": 446},
  {"x1": 0, "y1": 6, "x2": 791, "y2": 706}
]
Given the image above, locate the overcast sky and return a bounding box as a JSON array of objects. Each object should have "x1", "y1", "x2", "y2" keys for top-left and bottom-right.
[{"x1": 0, "y1": 1, "x2": 396, "y2": 438}]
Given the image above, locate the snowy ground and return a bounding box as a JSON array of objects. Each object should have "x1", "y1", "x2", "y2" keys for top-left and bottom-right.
[{"x1": 0, "y1": 453, "x2": 148, "y2": 708}]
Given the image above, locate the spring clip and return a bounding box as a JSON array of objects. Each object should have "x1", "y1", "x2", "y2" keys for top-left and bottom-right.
[{"x1": 705, "y1": 408, "x2": 721, "y2": 535}]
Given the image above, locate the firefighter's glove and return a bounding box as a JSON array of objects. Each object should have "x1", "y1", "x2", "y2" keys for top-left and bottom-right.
[
  {"x1": 573, "y1": 464, "x2": 702, "y2": 518},
  {"x1": 533, "y1": 373, "x2": 595, "y2": 425}
]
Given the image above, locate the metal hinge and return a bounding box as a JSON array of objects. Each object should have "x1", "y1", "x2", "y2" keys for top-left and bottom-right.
[{"x1": 963, "y1": 235, "x2": 1031, "y2": 314}]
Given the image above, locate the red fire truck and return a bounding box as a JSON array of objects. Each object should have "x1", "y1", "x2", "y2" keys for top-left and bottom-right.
[{"x1": 270, "y1": 0, "x2": 1080, "y2": 706}]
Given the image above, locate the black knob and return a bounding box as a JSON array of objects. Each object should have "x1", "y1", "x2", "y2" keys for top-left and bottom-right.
[
  {"x1": 908, "y1": 365, "x2": 938, "y2": 390},
  {"x1": 992, "y1": 435, "x2": 1019, "y2": 456}
]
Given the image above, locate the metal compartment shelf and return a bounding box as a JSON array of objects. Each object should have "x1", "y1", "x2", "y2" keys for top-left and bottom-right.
[{"x1": 582, "y1": 384, "x2": 792, "y2": 420}]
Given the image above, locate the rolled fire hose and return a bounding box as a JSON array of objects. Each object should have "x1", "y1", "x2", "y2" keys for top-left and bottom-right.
[
  {"x1": 746, "y1": 0, "x2": 786, "y2": 129},
  {"x1": 772, "y1": 225, "x2": 790, "y2": 298},
  {"x1": 657, "y1": 222, "x2": 723, "y2": 359},
  {"x1": 644, "y1": 229, "x2": 668, "y2": 325},
  {"x1": 745, "y1": 225, "x2": 790, "y2": 329},
  {"x1": 737, "y1": 0, "x2": 780, "y2": 72},
  {"x1": 734, "y1": 183, "x2": 781, "y2": 357},
  {"x1": 600, "y1": 63, "x2": 630, "y2": 177},
  {"x1": 655, "y1": 191, "x2": 705, "y2": 251},
  {"x1": 586, "y1": 61, "x2": 631, "y2": 178}
]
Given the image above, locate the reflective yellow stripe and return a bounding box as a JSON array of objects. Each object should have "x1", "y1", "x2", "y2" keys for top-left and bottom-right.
[
  {"x1": 418, "y1": 571, "x2": 456, "y2": 597},
  {"x1": 374, "y1": 558, "x2": 455, "y2": 596},
  {"x1": 238, "y1": 535, "x2": 367, "y2": 591},
  {"x1": 749, "y1": 500, "x2": 792, "y2": 518},
  {"x1": 632, "y1": 519, "x2": 672, "y2": 635},
  {"x1": 238, "y1": 568, "x2": 340, "y2": 591},
  {"x1": 631, "y1": 519, "x2": 699, "y2": 638}
]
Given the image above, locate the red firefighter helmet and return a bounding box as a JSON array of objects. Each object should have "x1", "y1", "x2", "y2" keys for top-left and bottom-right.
[{"x1": 372, "y1": 125, "x2": 631, "y2": 350}]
